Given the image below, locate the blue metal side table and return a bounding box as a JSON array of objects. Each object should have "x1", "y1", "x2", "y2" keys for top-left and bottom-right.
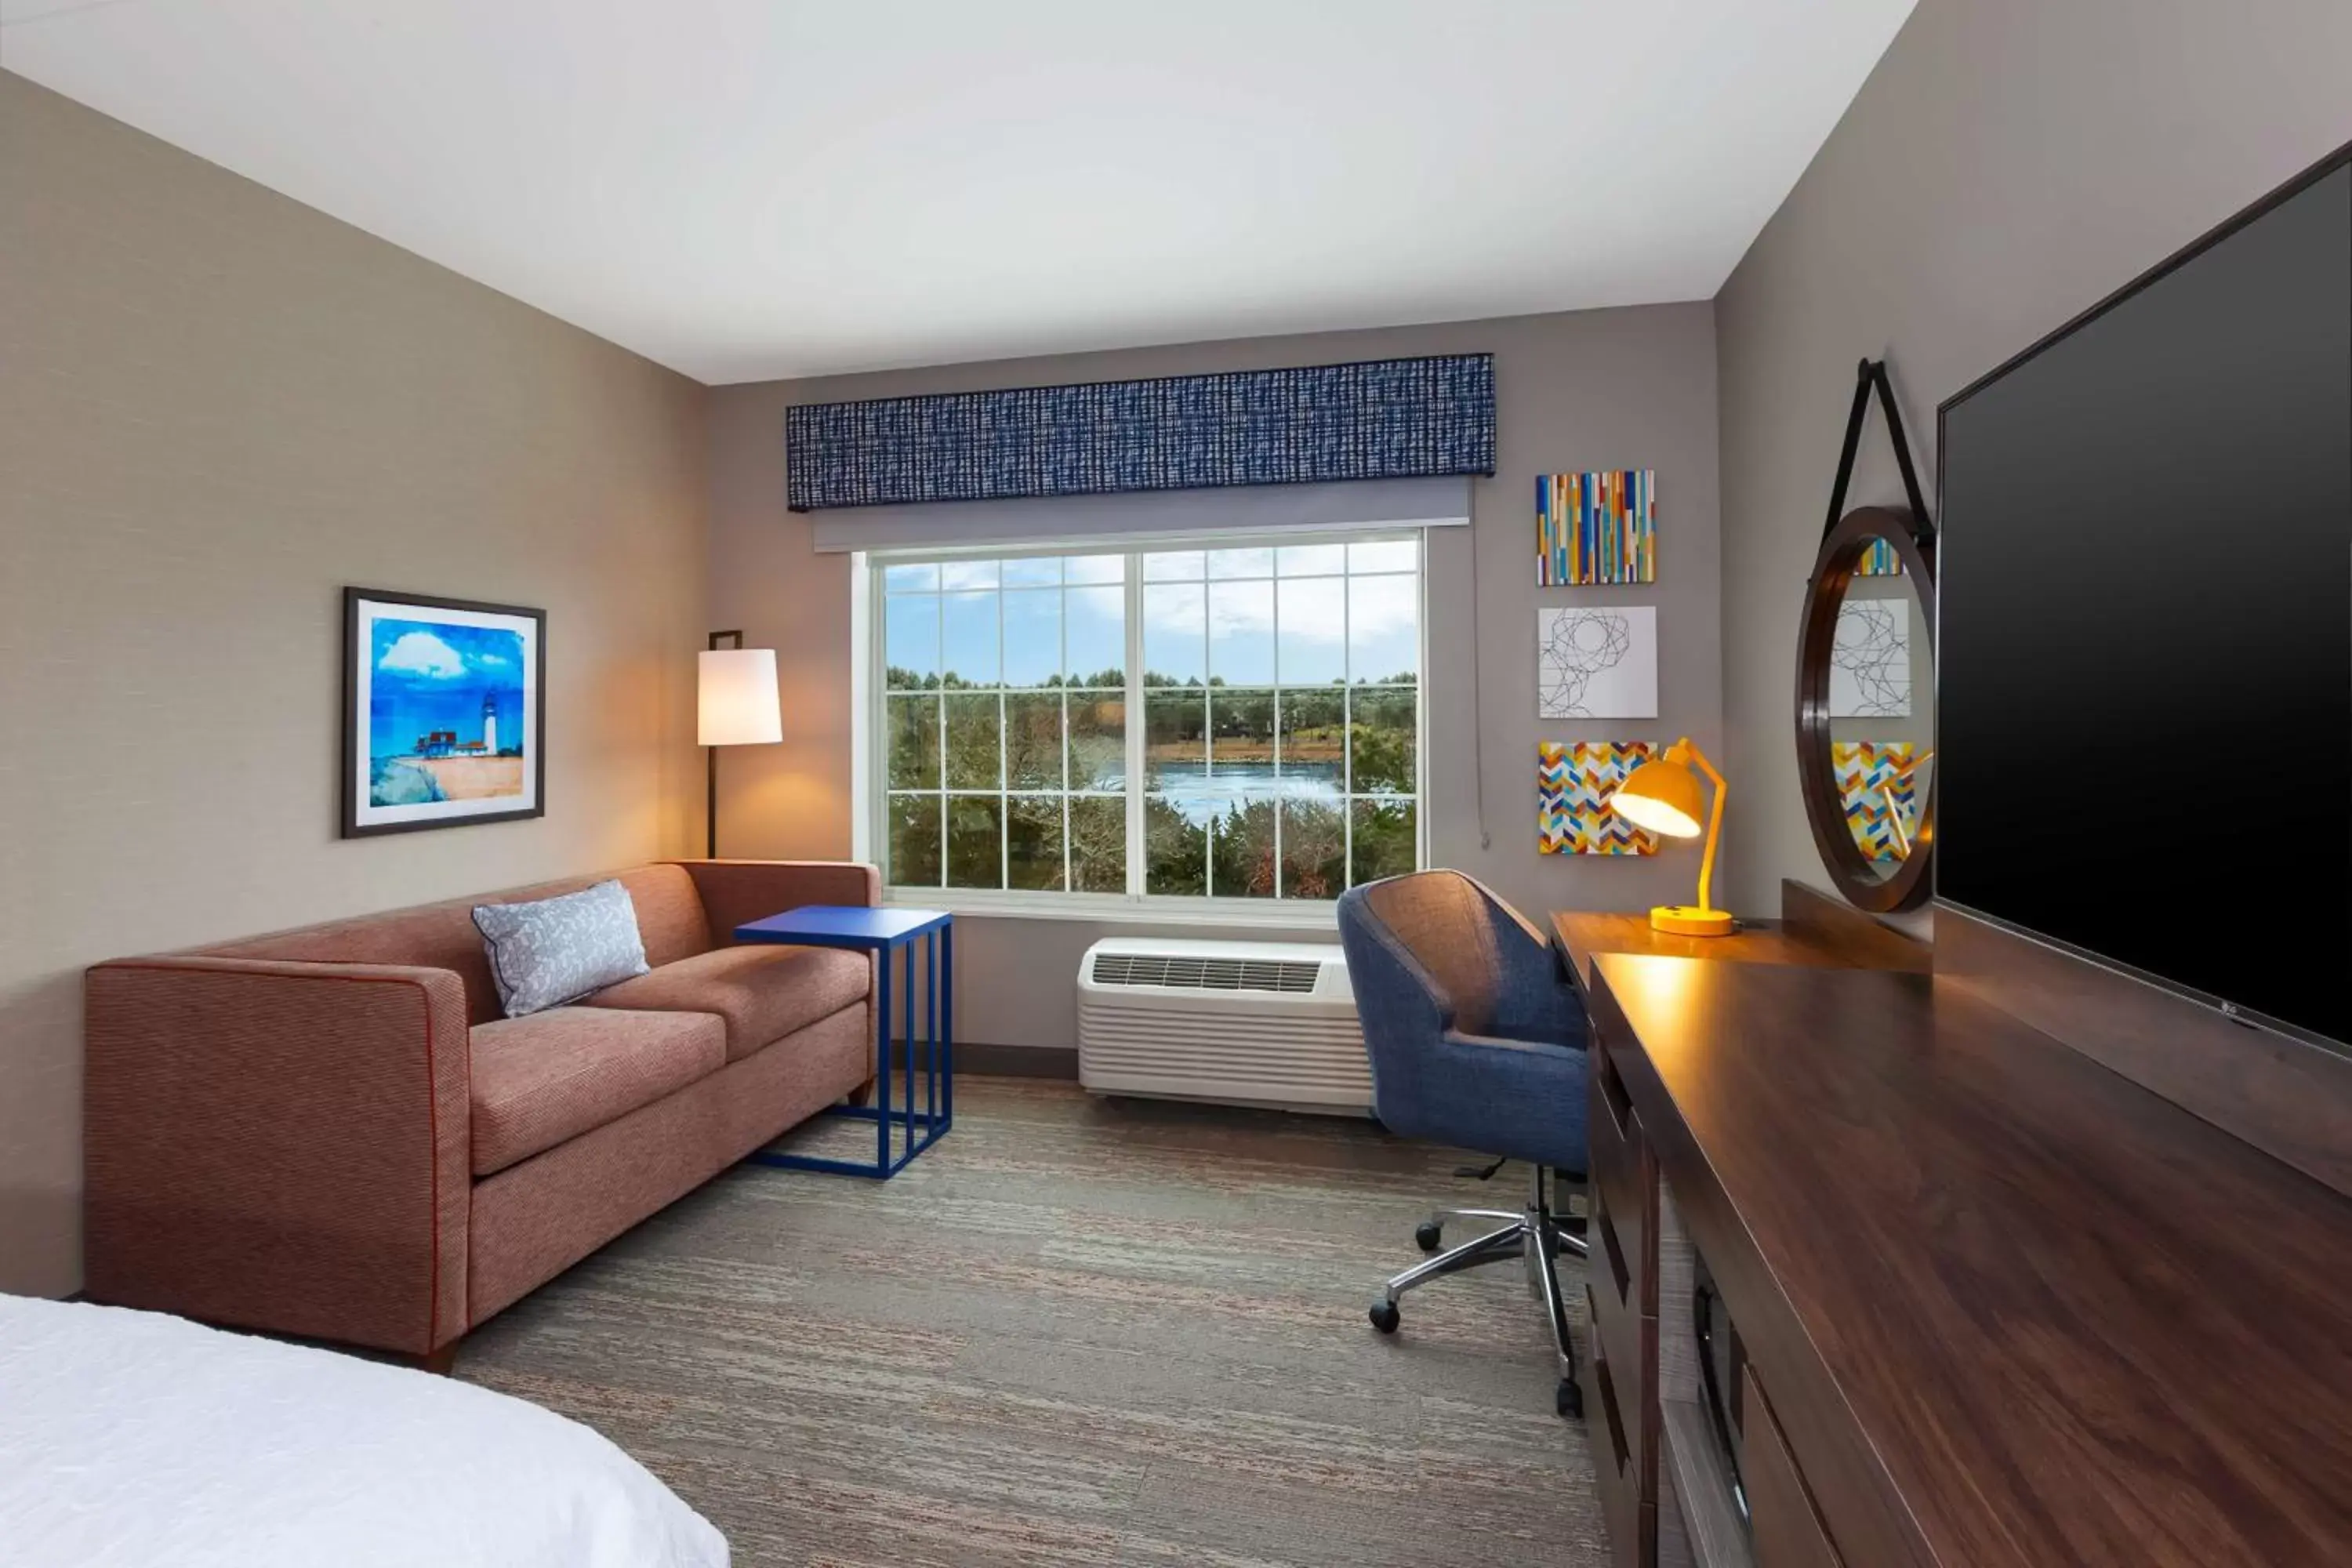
[{"x1": 734, "y1": 905, "x2": 950, "y2": 1178}]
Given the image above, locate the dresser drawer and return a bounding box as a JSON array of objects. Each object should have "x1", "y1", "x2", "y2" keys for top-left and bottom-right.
[
  {"x1": 1588, "y1": 1040, "x2": 1654, "y2": 1315},
  {"x1": 1588, "y1": 1277, "x2": 1654, "y2": 1480},
  {"x1": 1743, "y1": 1366, "x2": 1844, "y2": 1568},
  {"x1": 1590, "y1": 1167, "x2": 1642, "y2": 1321},
  {"x1": 1587, "y1": 1285, "x2": 1654, "y2": 1568}
]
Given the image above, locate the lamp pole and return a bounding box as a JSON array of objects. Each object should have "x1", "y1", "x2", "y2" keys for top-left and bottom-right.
[{"x1": 706, "y1": 629, "x2": 741, "y2": 858}]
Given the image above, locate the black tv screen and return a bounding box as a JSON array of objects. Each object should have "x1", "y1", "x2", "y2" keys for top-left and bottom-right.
[{"x1": 1938, "y1": 158, "x2": 2352, "y2": 1048}]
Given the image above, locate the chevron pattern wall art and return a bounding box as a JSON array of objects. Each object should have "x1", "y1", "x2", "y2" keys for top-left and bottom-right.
[
  {"x1": 1537, "y1": 470, "x2": 1657, "y2": 585},
  {"x1": 1538, "y1": 741, "x2": 1658, "y2": 855},
  {"x1": 1833, "y1": 741, "x2": 1920, "y2": 862}
]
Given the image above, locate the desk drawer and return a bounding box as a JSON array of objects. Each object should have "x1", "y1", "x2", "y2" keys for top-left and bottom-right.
[
  {"x1": 1587, "y1": 1283, "x2": 1655, "y2": 1568},
  {"x1": 1588, "y1": 1277, "x2": 1653, "y2": 1477},
  {"x1": 1589, "y1": 1040, "x2": 1654, "y2": 1316},
  {"x1": 1743, "y1": 1367, "x2": 1844, "y2": 1568}
]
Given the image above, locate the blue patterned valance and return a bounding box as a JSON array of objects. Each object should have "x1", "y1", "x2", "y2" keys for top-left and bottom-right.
[{"x1": 784, "y1": 353, "x2": 1494, "y2": 512}]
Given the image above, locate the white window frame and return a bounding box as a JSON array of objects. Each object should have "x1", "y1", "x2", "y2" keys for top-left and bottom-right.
[{"x1": 850, "y1": 528, "x2": 1429, "y2": 927}]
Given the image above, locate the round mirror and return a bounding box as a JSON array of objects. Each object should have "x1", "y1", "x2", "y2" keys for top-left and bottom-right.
[{"x1": 1795, "y1": 506, "x2": 1936, "y2": 912}]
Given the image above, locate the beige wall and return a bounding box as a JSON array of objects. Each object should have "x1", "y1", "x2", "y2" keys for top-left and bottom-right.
[
  {"x1": 1715, "y1": 0, "x2": 2352, "y2": 916},
  {"x1": 708, "y1": 306, "x2": 1722, "y2": 1053},
  {"x1": 0, "y1": 74, "x2": 710, "y2": 1297}
]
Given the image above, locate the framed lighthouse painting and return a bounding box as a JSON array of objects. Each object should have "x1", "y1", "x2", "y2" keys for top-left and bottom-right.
[{"x1": 342, "y1": 587, "x2": 546, "y2": 837}]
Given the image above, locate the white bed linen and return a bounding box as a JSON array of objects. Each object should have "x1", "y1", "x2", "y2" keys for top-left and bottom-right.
[{"x1": 0, "y1": 1294, "x2": 728, "y2": 1568}]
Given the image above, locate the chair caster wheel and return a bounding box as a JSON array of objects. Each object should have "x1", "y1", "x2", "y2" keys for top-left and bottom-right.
[
  {"x1": 1414, "y1": 1220, "x2": 1443, "y2": 1252},
  {"x1": 1369, "y1": 1299, "x2": 1401, "y2": 1334},
  {"x1": 1557, "y1": 1377, "x2": 1583, "y2": 1420}
]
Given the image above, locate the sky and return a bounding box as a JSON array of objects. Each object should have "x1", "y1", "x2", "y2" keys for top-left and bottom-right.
[
  {"x1": 368, "y1": 618, "x2": 527, "y2": 757},
  {"x1": 884, "y1": 544, "x2": 1418, "y2": 688}
]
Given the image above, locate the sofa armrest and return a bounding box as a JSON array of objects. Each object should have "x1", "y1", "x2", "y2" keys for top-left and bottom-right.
[
  {"x1": 84, "y1": 956, "x2": 471, "y2": 1355},
  {"x1": 675, "y1": 858, "x2": 882, "y2": 945}
]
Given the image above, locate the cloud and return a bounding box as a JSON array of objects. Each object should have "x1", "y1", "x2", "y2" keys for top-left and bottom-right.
[
  {"x1": 1143, "y1": 576, "x2": 1416, "y2": 643},
  {"x1": 378, "y1": 630, "x2": 466, "y2": 679}
]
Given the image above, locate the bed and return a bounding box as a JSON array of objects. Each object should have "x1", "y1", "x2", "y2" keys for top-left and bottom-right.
[{"x1": 0, "y1": 1294, "x2": 727, "y2": 1567}]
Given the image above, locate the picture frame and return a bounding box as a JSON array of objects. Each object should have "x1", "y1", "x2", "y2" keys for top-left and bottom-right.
[{"x1": 341, "y1": 587, "x2": 546, "y2": 837}]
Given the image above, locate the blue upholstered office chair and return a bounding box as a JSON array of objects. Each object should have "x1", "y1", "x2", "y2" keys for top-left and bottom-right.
[{"x1": 1337, "y1": 869, "x2": 1590, "y2": 1419}]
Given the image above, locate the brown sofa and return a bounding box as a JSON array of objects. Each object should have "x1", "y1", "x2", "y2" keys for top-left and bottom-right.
[{"x1": 84, "y1": 858, "x2": 878, "y2": 1360}]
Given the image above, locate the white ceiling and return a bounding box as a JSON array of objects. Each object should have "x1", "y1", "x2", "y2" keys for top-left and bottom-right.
[{"x1": 2, "y1": 0, "x2": 1914, "y2": 384}]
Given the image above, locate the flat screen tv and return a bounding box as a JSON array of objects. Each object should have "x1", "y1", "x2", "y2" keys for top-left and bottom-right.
[{"x1": 1938, "y1": 148, "x2": 2352, "y2": 1051}]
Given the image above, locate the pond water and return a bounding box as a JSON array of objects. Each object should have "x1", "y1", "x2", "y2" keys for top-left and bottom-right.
[{"x1": 1144, "y1": 761, "x2": 1343, "y2": 825}]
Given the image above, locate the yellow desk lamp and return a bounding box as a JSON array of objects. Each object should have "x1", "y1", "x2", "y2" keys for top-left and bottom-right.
[
  {"x1": 1882, "y1": 748, "x2": 1934, "y2": 858},
  {"x1": 1608, "y1": 738, "x2": 1735, "y2": 937}
]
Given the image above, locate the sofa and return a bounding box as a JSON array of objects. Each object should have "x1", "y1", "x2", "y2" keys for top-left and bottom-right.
[{"x1": 83, "y1": 858, "x2": 879, "y2": 1362}]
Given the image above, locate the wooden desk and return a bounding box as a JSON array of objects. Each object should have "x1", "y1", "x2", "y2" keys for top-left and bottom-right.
[
  {"x1": 1555, "y1": 884, "x2": 1929, "y2": 1565},
  {"x1": 1578, "y1": 953, "x2": 2352, "y2": 1568},
  {"x1": 1552, "y1": 882, "x2": 1929, "y2": 992}
]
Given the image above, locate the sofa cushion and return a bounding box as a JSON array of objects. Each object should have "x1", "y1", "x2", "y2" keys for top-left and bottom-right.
[
  {"x1": 469, "y1": 1007, "x2": 726, "y2": 1176},
  {"x1": 201, "y1": 864, "x2": 713, "y2": 1026},
  {"x1": 584, "y1": 944, "x2": 869, "y2": 1062},
  {"x1": 474, "y1": 879, "x2": 652, "y2": 1018}
]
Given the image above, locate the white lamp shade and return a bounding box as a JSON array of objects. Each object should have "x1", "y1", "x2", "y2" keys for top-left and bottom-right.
[{"x1": 698, "y1": 648, "x2": 782, "y2": 746}]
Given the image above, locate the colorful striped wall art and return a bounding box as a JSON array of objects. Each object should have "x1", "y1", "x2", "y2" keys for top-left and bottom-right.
[
  {"x1": 1856, "y1": 537, "x2": 1904, "y2": 576},
  {"x1": 1537, "y1": 470, "x2": 1657, "y2": 586}
]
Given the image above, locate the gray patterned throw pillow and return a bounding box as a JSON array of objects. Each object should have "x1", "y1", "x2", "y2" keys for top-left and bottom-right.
[{"x1": 474, "y1": 879, "x2": 652, "y2": 1018}]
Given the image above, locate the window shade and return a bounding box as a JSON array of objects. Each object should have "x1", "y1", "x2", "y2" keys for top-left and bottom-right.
[
  {"x1": 786, "y1": 353, "x2": 1494, "y2": 514},
  {"x1": 810, "y1": 475, "x2": 1468, "y2": 554}
]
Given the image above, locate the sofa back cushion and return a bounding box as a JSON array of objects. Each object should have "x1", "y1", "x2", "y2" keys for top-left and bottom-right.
[{"x1": 204, "y1": 865, "x2": 712, "y2": 1025}]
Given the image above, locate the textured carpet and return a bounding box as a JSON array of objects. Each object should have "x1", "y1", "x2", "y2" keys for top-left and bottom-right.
[{"x1": 458, "y1": 1076, "x2": 1606, "y2": 1568}]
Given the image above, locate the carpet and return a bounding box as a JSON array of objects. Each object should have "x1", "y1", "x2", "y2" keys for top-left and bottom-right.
[{"x1": 458, "y1": 1076, "x2": 1607, "y2": 1567}]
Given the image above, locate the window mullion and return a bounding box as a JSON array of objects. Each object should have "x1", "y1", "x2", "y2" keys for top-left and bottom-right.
[
  {"x1": 1417, "y1": 532, "x2": 1429, "y2": 872},
  {"x1": 1271, "y1": 572, "x2": 1283, "y2": 900},
  {"x1": 1201, "y1": 593, "x2": 1213, "y2": 901},
  {"x1": 997, "y1": 580, "x2": 1008, "y2": 893},
  {"x1": 869, "y1": 573, "x2": 882, "y2": 881},
  {"x1": 1061, "y1": 575, "x2": 1072, "y2": 894},
  {"x1": 1342, "y1": 563, "x2": 1354, "y2": 890},
  {"x1": 936, "y1": 591, "x2": 948, "y2": 888},
  {"x1": 1124, "y1": 561, "x2": 1145, "y2": 899}
]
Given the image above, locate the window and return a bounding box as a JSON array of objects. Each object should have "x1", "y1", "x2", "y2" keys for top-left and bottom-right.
[{"x1": 869, "y1": 534, "x2": 1423, "y2": 910}]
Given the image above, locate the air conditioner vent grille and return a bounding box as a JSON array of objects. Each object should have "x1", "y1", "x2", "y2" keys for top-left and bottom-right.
[{"x1": 1090, "y1": 953, "x2": 1322, "y2": 993}]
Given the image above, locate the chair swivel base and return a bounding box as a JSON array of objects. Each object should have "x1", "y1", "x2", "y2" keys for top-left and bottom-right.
[{"x1": 1367, "y1": 1165, "x2": 1589, "y2": 1420}]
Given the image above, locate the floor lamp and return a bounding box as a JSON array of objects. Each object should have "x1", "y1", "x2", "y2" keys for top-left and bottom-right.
[{"x1": 699, "y1": 630, "x2": 782, "y2": 858}]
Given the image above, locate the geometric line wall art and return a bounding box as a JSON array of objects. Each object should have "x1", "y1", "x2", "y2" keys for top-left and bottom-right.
[
  {"x1": 1832, "y1": 740, "x2": 1920, "y2": 862},
  {"x1": 1537, "y1": 605, "x2": 1658, "y2": 719},
  {"x1": 1537, "y1": 470, "x2": 1656, "y2": 585},
  {"x1": 1539, "y1": 740, "x2": 1659, "y2": 855},
  {"x1": 1828, "y1": 596, "x2": 1911, "y2": 718}
]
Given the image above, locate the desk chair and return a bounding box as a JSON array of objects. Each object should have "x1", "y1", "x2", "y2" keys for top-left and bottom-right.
[{"x1": 1337, "y1": 870, "x2": 1589, "y2": 1419}]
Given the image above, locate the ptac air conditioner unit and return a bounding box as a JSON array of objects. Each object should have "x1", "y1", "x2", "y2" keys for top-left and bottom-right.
[{"x1": 1076, "y1": 938, "x2": 1372, "y2": 1115}]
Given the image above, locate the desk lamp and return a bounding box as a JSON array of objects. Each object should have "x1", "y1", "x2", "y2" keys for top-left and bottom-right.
[
  {"x1": 1882, "y1": 748, "x2": 1935, "y2": 858},
  {"x1": 1609, "y1": 738, "x2": 1735, "y2": 937}
]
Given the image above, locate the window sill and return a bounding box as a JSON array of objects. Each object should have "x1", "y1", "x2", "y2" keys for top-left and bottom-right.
[{"x1": 879, "y1": 889, "x2": 1341, "y2": 931}]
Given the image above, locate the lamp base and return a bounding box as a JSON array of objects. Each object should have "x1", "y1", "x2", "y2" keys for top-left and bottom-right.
[{"x1": 1650, "y1": 905, "x2": 1737, "y2": 938}]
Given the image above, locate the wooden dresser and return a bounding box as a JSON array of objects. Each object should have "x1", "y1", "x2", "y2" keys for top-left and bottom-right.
[
  {"x1": 1559, "y1": 891, "x2": 2352, "y2": 1567},
  {"x1": 1557, "y1": 884, "x2": 1929, "y2": 1567}
]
